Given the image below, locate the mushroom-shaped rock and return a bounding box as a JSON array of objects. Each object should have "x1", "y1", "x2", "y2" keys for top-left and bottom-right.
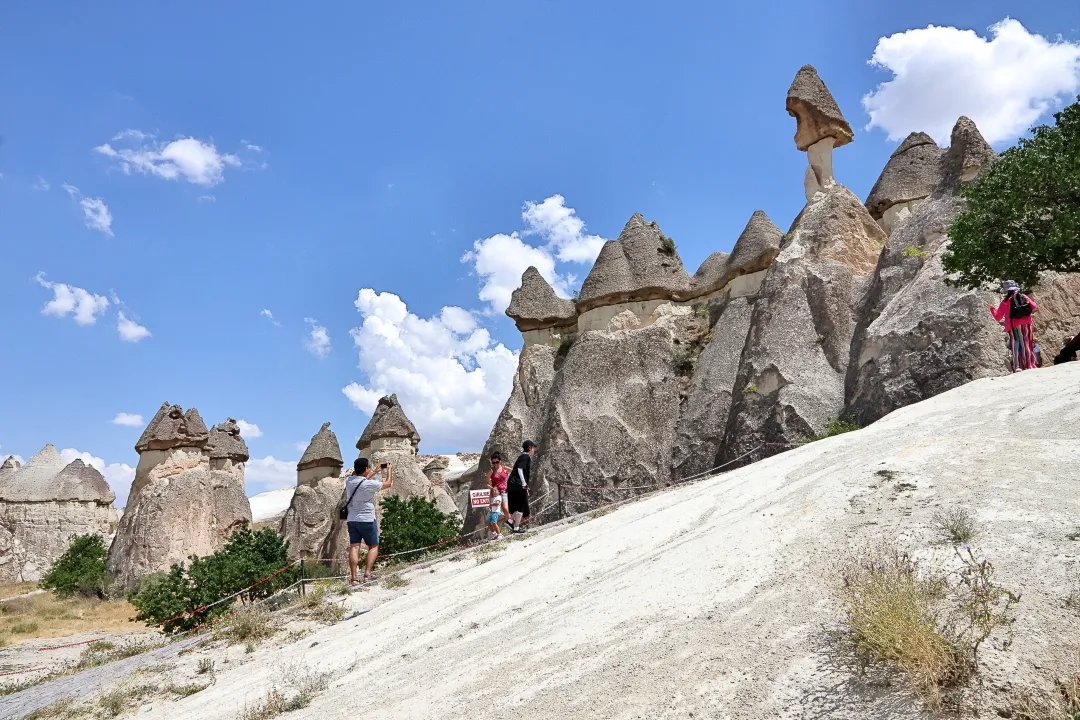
[
  {"x1": 692, "y1": 211, "x2": 783, "y2": 295},
  {"x1": 786, "y1": 65, "x2": 853, "y2": 151},
  {"x1": 0, "y1": 444, "x2": 67, "y2": 502},
  {"x1": 577, "y1": 214, "x2": 692, "y2": 312},
  {"x1": 297, "y1": 422, "x2": 343, "y2": 472},
  {"x1": 865, "y1": 132, "x2": 945, "y2": 223},
  {"x1": 135, "y1": 402, "x2": 210, "y2": 452},
  {"x1": 787, "y1": 65, "x2": 854, "y2": 199},
  {"x1": 357, "y1": 394, "x2": 421, "y2": 453},
  {"x1": 53, "y1": 459, "x2": 116, "y2": 504},
  {"x1": 423, "y1": 456, "x2": 450, "y2": 474},
  {"x1": 206, "y1": 419, "x2": 250, "y2": 462},
  {"x1": 506, "y1": 267, "x2": 578, "y2": 332},
  {"x1": 937, "y1": 116, "x2": 995, "y2": 193}
]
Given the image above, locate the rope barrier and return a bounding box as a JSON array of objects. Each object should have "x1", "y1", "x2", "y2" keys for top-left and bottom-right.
[
  {"x1": 0, "y1": 666, "x2": 48, "y2": 677},
  {"x1": 37, "y1": 637, "x2": 108, "y2": 652}
]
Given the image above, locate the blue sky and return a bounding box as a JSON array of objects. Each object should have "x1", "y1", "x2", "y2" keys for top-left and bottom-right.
[{"x1": 2, "y1": 2, "x2": 1078, "y2": 504}]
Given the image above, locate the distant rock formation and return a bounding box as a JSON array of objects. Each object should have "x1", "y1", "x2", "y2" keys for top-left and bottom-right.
[
  {"x1": 279, "y1": 422, "x2": 345, "y2": 560},
  {"x1": 0, "y1": 446, "x2": 118, "y2": 582},
  {"x1": 321, "y1": 396, "x2": 458, "y2": 566},
  {"x1": 107, "y1": 403, "x2": 252, "y2": 589},
  {"x1": 473, "y1": 64, "x2": 1080, "y2": 520}
]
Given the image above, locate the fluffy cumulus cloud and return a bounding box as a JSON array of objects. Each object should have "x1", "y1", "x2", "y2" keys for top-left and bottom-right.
[
  {"x1": 245, "y1": 456, "x2": 296, "y2": 494},
  {"x1": 304, "y1": 318, "x2": 332, "y2": 357},
  {"x1": 461, "y1": 194, "x2": 606, "y2": 314},
  {"x1": 60, "y1": 448, "x2": 136, "y2": 508},
  {"x1": 863, "y1": 18, "x2": 1080, "y2": 145},
  {"x1": 111, "y1": 412, "x2": 144, "y2": 427},
  {"x1": 342, "y1": 289, "x2": 518, "y2": 449},
  {"x1": 94, "y1": 130, "x2": 254, "y2": 186},
  {"x1": 236, "y1": 420, "x2": 262, "y2": 438},
  {"x1": 117, "y1": 312, "x2": 151, "y2": 342},
  {"x1": 34, "y1": 272, "x2": 109, "y2": 325},
  {"x1": 0, "y1": 446, "x2": 23, "y2": 465},
  {"x1": 62, "y1": 183, "x2": 114, "y2": 236}
]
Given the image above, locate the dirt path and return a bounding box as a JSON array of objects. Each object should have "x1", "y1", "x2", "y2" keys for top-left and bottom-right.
[{"x1": 0, "y1": 636, "x2": 202, "y2": 719}]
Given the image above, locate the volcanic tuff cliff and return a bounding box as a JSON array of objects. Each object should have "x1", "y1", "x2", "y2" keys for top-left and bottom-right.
[{"x1": 464, "y1": 64, "x2": 1080, "y2": 529}]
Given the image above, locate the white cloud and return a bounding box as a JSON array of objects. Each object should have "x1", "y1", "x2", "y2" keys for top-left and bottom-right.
[
  {"x1": 61, "y1": 183, "x2": 113, "y2": 236},
  {"x1": 863, "y1": 18, "x2": 1080, "y2": 145},
  {"x1": 111, "y1": 412, "x2": 144, "y2": 427},
  {"x1": 34, "y1": 272, "x2": 110, "y2": 326},
  {"x1": 245, "y1": 456, "x2": 296, "y2": 494},
  {"x1": 294, "y1": 441, "x2": 309, "y2": 453},
  {"x1": 260, "y1": 309, "x2": 280, "y2": 326},
  {"x1": 33, "y1": 177, "x2": 49, "y2": 191},
  {"x1": 521, "y1": 194, "x2": 607, "y2": 264},
  {"x1": 94, "y1": 131, "x2": 244, "y2": 186},
  {"x1": 0, "y1": 446, "x2": 23, "y2": 465},
  {"x1": 117, "y1": 311, "x2": 151, "y2": 342},
  {"x1": 60, "y1": 448, "x2": 135, "y2": 508},
  {"x1": 197, "y1": 194, "x2": 216, "y2": 203},
  {"x1": 304, "y1": 318, "x2": 331, "y2": 358},
  {"x1": 461, "y1": 195, "x2": 605, "y2": 314},
  {"x1": 236, "y1": 420, "x2": 263, "y2": 438},
  {"x1": 342, "y1": 289, "x2": 518, "y2": 449}
]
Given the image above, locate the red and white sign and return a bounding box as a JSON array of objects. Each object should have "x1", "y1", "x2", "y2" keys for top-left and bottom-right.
[{"x1": 470, "y1": 490, "x2": 492, "y2": 509}]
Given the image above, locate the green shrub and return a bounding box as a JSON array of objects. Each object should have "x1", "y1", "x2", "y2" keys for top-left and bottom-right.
[
  {"x1": 901, "y1": 246, "x2": 930, "y2": 259},
  {"x1": 377, "y1": 496, "x2": 460, "y2": 558},
  {"x1": 807, "y1": 419, "x2": 861, "y2": 443},
  {"x1": 40, "y1": 534, "x2": 108, "y2": 598},
  {"x1": 130, "y1": 527, "x2": 296, "y2": 634}
]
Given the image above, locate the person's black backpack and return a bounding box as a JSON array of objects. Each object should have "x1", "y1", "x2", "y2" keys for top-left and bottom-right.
[
  {"x1": 337, "y1": 480, "x2": 363, "y2": 520},
  {"x1": 1009, "y1": 293, "x2": 1032, "y2": 320},
  {"x1": 1054, "y1": 331, "x2": 1080, "y2": 365}
]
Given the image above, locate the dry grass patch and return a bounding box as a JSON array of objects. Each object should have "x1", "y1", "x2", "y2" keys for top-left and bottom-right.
[
  {"x1": 932, "y1": 508, "x2": 979, "y2": 546},
  {"x1": 215, "y1": 603, "x2": 276, "y2": 645},
  {"x1": 833, "y1": 548, "x2": 1019, "y2": 710},
  {"x1": 0, "y1": 583, "x2": 139, "y2": 641},
  {"x1": 236, "y1": 665, "x2": 331, "y2": 719},
  {"x1": 382, "y1": 574, "x2": 410, "y2": 588},
  {"x1": 473, "y1": 543, "x2": 507, "y2": 566}
]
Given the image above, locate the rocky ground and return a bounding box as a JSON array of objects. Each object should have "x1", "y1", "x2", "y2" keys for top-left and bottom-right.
[{"x1": 6, "y1": 363, "x2": 1080, "y2": 718}]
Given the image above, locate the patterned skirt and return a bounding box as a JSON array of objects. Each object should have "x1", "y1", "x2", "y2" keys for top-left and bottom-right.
[{"x1": 1008, "y1": 323, "x2": 1037, "y2": 372}]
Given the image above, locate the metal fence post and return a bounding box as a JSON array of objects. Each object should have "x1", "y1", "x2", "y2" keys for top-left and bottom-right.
[
  {"x1": 299, "y1": 558, "x2": 306, "y2": 597},
  {"x1": 558, "y1": 483, "x2": 564, "y2": 519}
]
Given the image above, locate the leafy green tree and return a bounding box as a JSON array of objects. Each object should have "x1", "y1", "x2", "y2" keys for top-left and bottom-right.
[
  {"x1": 377, "y1": 496, "x2": 460, "y2": 557},
  {"x1": 944, "y1": 98, "x2": 1080, "y2": 290},
  {"x1": 129, "y1": 527, "x2": 296, "y2": 633},
  {"x1": 40, "y1": 533, "x2": 109, "y2": 598}
]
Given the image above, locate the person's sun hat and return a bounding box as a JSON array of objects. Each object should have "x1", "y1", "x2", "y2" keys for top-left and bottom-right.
[{"x1": 1000, "y1": 279, "x2": 1020, "y2": 293}]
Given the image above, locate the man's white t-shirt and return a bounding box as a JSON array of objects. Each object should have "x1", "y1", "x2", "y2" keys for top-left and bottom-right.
[{"x1": 344, "y1": 473, "x2": 383, "y2": 523}]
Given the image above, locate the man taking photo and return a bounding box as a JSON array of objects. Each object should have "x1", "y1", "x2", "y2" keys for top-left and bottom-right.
[{"x1": 344, "y1": 457, "x2": 394, "y2": 585}]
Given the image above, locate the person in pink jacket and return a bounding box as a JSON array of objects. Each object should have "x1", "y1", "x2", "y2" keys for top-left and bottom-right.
[{"x1": 989, "y1": 280, "x2": 1038, "y2": 372}]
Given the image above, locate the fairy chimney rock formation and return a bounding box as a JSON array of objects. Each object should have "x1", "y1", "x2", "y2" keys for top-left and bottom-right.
[
  {"x1": 280, "y1": 422, "x2": 345, "y2": 560},
  {"x1": 296, "y1": 422, "x2": 344, "y2": 485},
  {"x1": 786, "y1": 65, "x2": 853, "y2": 201},
  {"x1": 0, "y1": 446, "x2": 118, "y2": 581},
  {"x1": 576, "y1": 214, "x2": 692, "y2": 331},
  {"x1": 356, "y1": 395, "x2": 421, "y2": 457},
  {"x1": 937, "y1": 115, "x2": 996, "y2": 193},
  {"x1": 506, "y1": 267, "x2": 578, "y2": 345},
  {"x1": 107, "y1": 403, "x2": 252, "y2": 590},
  {"x1": 692, "y1": 210, "x2": 784, "y2": 298},
  {"x1": 865, "y1": 132, "x2": 945, "y2": 234}
]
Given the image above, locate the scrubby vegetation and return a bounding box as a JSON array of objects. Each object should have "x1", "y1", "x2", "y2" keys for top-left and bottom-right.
[
  {"x1": 130, "y1": 527, "x2": 296, "y2": 633},
  {"x1": 833, "y1": 548, "x2": 1019, "y2": 709},
  {"x1": 932, "y1": 508, "x2": 979, "y2": 546},
  {"x1": 377, "y1": 496, "x2": 460, "y2": 558},
  {"x1": 40, "y1": 534, "x2": 109, "y2": 598},
  {"x1": 0, "y1": 582, "x2": 136, "y2": 645}
]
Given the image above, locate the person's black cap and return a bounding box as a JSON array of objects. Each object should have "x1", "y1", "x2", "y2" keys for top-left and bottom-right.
[{"x1": 522, "y1": 439, "x2": 537, "y2": 451}]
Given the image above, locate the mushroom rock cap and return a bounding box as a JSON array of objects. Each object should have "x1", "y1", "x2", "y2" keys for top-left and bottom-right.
[
  {"x1": 423, "y1": 456, "x2": 451, "y2": 473},
  {"x1": 135, "y1": 402, "x2": 210, "y2": 452},
  {"x1": 0, "y1": 444, "x2": 67, "y2": 502},
  {"x1": 577, "y1": 214, "x2": 692, "y2": 311},
  {"x1": 506, "y1": 267, "x2": 578, "y2": 331},
  {"x1": 356, "y1": 394, "x2": 421, "y2": 450},
  {"x1": 864, "y1": 132, "x2": 945, "y2": 219},
  {"x1": 692, "y1": 211, "x2": 783, "y2": 294},
  {"x1": 53, "y1": 459, "x2": 116, "y2": 504},
  {"x1": 206, "y1": 418, "x2": 251, "y2": 462},
  {"x1": 936, "y1": 116, "x2": 996, "y2": 193},
  {"x1": 786, "y1": 65, "x2": 854, "y2": 151},
  {"x1": 297, "y1": 422, "x2": 344, "y2": 471}
]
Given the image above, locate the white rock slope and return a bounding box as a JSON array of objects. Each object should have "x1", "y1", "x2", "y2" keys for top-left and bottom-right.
[{"x1": 141, "y1": 364, "x2": 1080, "y2": 719}]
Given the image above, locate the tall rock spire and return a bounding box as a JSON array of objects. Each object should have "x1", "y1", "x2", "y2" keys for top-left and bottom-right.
[{"x1": 786, "y1": 65, "x2": 854, "y2": 200}]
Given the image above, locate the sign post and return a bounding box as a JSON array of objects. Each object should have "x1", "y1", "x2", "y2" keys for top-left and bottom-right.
[{"x1": 470, "y1": 489, "x2": 491, "y2": 511}]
